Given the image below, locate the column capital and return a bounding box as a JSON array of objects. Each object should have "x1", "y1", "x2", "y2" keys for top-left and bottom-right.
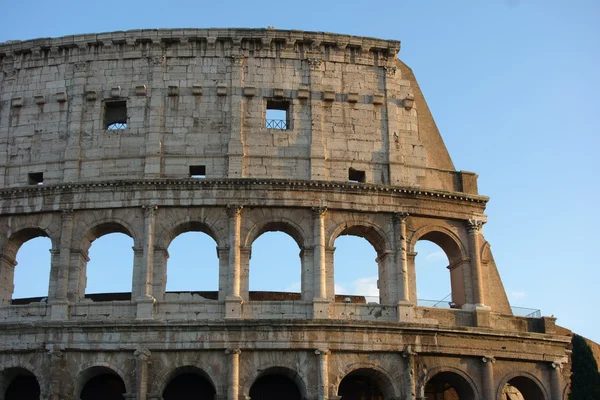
[
  {"x1": 311, "y1": 206, "x2": 327, "y2": 217},
  {"x1": 482, "y1": 356, "x2": 495, "y2": 363},
  {"x1": 142, "y1": 204, "x2": 158, "y2": 217},
  {"x1": 393, "y1": 212, "x2": 409, "y2": 222},
  {"x1": 384, "y1": 65, "x2": 397, "y2": 76},
  {"x1": 61, "y1": 209, "x2": 74, "y2": 220},
  {"x1": 315, "y1": 349, "x2": 331, "y2": 355},
  {"x1": 550, "y1": 361, "x2": 563, "y2": 369},
  {"x1": 134, "y1": 347, "x2": 151, "y2": 360},
  {"x1": 467, "y1": 219, "x2": 484, "y2": 233},
  {"x1": 46, "y1": 344, "x2": 64, "y2": 358},
  {"x1": 231, "y1": 54, "x2": 245, "y2": 65},
  {"x1": 225, "y1": 348, "x2": 242, "y2": 355},
  {"x1": 402, "y1": 345, "x2": 417, "y2": 357},
  {"x1": 226, "y1": 204, "x2": 243, "y2": 218}
]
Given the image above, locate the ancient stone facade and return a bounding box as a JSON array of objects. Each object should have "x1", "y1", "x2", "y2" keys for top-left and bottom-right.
[{"x1": 0, "y1": 28, "x2": 570, "y2": 399}]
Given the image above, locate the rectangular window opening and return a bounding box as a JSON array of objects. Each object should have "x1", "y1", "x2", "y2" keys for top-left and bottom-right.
[
  {"x1": 104, "y1": 100, "x2": 128, "y2": 130},
  {"x1": 266, "y1": 99, "x2": 289, "y2": 130},
  {"x1": 28, "y1": 172, "x2": 44, "y2": 185},
  {"x1": 348, "y1": 168, "x2": 365, "y2": 183},
  {"x1": 189, "y1": 165, "x2": 206, "y2": 179}
]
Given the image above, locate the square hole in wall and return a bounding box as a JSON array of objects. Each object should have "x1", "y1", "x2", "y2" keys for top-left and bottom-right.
[
  {"x1": 28, "y1": 172, "x2": 44, "y2": 185},
  {"x1": 104, "y1": 100, "x2": 128, "y2": 130},
  {"x1": 189, "y1": 165, "x2": 206, "y2": 178},
  {"x1": 348, "y1": 168, "x2": 365, "y2": 183},
  {"x1": 266, "y1": 99, "x2": 290, "y2": 130}
]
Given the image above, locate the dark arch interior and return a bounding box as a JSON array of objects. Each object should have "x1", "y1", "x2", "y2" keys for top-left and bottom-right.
[
  {"x1": 425, "y1": 371, "x2": 475, "y2": 400},
  {"x1": 249, "y1": 373, "x2": 301, "y2": 400},
  {"x1": 338, "y1": 369, "x2": 385, "y2": 400},
  {"x1": 5, "y1": 372, "x2": 40, "y2": 400},
  {"x1": 506, "y1": 376, "x2": 545, "y2": 399},
  {"x1": 80, "y1": 373, "x2": 126, "y2": 400},
  {"x1": 163, "y1": 373, "x2": 216, "y2": 400}
]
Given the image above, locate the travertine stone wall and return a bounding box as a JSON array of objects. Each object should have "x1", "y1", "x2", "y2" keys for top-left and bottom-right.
[{"x1": 0, "y1": 28, "x2": 469, "y2": 191}]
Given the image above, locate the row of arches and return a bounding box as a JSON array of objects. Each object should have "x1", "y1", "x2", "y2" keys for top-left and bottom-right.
[
  {"x1": 10, "y1": 230, "x2": 451, "y2": 305},
  {"x1": 0, "y1": 364, "x2": 549, "y2": 400}
]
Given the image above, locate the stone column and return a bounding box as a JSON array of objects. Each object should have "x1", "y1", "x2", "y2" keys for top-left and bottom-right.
[
  {"x1": 54, "y1": 210, "x2": 73, "y2": 300},
  {"x1": 151, "y1": 247, "x2": 169, "y2": 302},
  {"x1": 312, "y1": 207, "x2": 329, "y2": 319},
  {"x1": 403, "y1": 346, "x2": 417, "y2": 400},
  {"x1": 550, "y1": 362, "x2": 563, "y2": 400},
  {"x1": 467, "y1": 219, "x2": 486, "y2": 307},
  {"x1": 137, "y1": 205, "x2": 157, "y2": 320},
  {"x1": 481, "y1": 356, "x2": 495, "y2": 400},
  {"x1": 227, "y1": 54, "x2": 246, "y2": 177},
  {"x1": 217, "y1": 246, "x2": 230, "y2": 301},
  {"x1": 300, "y1": 247, "x2": 314, "y2": 301},
  {"x1": 226, "y1": 206, "x2": 243, "y2": 319},
  {"x1": 46, "y1": 345, "x2": 65, "y2": 400},
  {"x1": 239, "y1": 247, "x2": 252, "y2": 301},
  {"x1": 226, "y1": 349, "x2": 241, "y2": 400},
  {"x1": 315, "y1": 349, "x2": 330, "y2": 400},
  {"x1": 135, "y1": 348, "x2": 151, "y2": 400},
  {"x1": 308, "y1": 58, "x2": 326, "y2": 180},
  {"x1": 375, "y1": 251, "x2": 392, "y2": 304},
  {"x1": 0, "y1": 254, "x2": 16, "y2": 305}
]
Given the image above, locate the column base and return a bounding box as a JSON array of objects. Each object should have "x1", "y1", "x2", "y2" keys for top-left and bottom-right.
[
  {"x1": 225, "y1": 295, "x2": 243, "y2": 319},
  {"x1": 474, "y1": 305, "x2": 491, "y2": 327},
  {"x1": 135, "y1": 296, "x2": 156, "y2": 320},
  {"x1": 397, "y1": 301, "x2": 415, "y2": 323},
  {"x1": 312, "y1": 297, "x2": 330, "y2": 319},
  {"x1": 50, "y1": 301, "x2": 70, "y2": 321}
]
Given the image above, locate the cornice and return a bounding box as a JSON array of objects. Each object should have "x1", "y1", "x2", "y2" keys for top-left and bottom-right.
[{"x1": 0, "y1": 178, "x2": 489, "y2": 205}]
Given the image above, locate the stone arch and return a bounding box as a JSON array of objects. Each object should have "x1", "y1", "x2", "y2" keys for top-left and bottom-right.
[
  {"x1": 408, "y1": 225, "x2": 469, "y2": 307},
  {"x1": 74, "y1": 364, "x2": 130, "y2": 399},
  {"x1": 2, "y1": 226, "x2": 56, "y2": 261},
  {"x1": 333, "y1": 362, "x2": 399, "y2": 400},
  {"x1": 420, "y1": 366, "x2": 479, "y2": 400},
  {"x1": 328, "y1": 220, "x2": 390, "y2": 256},
  {"x1": 159, "y1": 365, "x2": 218, "y2": 399},
  {"x1": 328, "y1": 219, "x2": 392, "y2": 302},
  {"x1": 408, "y1": 225, "x2": 467, "y2": 263},
  {"x1": 0, "y1": 366, "x2": 43, "y2": 400},
  {"x1": 79, "y1": 218, "x2": 138, "y2": 251},
  {"x1": 0, "y1": 227, "x2": 55, "y2": 303},
  {"x1": 159, "y1": 219, "x2": 224, "y2": 250},
  {"x1": 243, "y1": 366, "x2": 308, "y2": 399},
  {"x1": 496, "y1": 371, "x2": 549, "y2": 400},
  {"x1": 244, "y1": 217, "x2": 307, "y2": 249}
]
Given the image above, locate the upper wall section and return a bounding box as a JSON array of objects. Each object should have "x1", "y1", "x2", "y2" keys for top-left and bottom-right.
[{"x1": 0, "y1": 28, "x2": 476, "y2": 194}]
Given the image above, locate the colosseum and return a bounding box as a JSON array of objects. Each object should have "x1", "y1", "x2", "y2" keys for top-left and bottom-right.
[{"x1": 0, "y1": 28, "x2": 571, "y2": 400}]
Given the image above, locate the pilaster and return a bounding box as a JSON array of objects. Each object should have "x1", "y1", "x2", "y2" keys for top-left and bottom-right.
[
  {"x1": 315, "y1": 349, "x2": 330, "y2": 400},
  {"x1": 308, "y1": 58, "x2": 326, "y2": 180},
  {"x1": 227, "y1": 54, "x2": 246, "y2": 177},
  {"x1": 226, "y1": 348, "x2": 241, "y2": 400},
  {"x1": 136, "y1": 205, "x2": 157, "y2": 320},
  {"x1": 134, "y1": 348, "x2": 151, "y2": 400},
  {"x1": 481, "y1": 356, "x2": 495, "y2": 400},
  {"x1": 467, "y1": 219, "x2": 487, "y2": 308},
  {"x1": 226, "y1": 205, "x2": 243, "y2": 319}
]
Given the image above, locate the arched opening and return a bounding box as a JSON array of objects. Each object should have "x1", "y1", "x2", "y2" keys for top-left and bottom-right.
[
  {"x1": 502, "y1": 376, "x2": 545, "y2": 400},
  {"x1": 166, "y1": 231, "x2": 219, "y2": 296},
  {"x1": 424, "y1": 371, "x2": 475, "y2": 400},
  {"x1": 78, "y1": 367, "x2": 126, "y2": 400},
  {"x1": 334, "y1": 236, "x2": 380, "y2": 303},
  {"x1": 13, "y1": 236, "x2": 52, "y2": 301},
  {"x1": 1, "y1": 228, "x2": 51, "y2": 304},
  {"x1": 163, "y1": 368, "x2": 216, "y2": 400},
  {"x1": 338, "y1": 368, "x2": 393, "y2": 400},
  {"x1": 411, "y1": 230, "x2": 465, "y2": 308},
  {"x1": 85, "y1": 227, "x2": 134, "y2": 299},
  {"x1": 249, "y1": 372, "x2": 302, "y2": 400},
  {"x1": 415, "y1": 240, "x2": 452, "y2": 307},
  {"x1": 249, "y1": 228, "x2": 302, "y2": 301},
  {"x1": 2, "y1": 368, "x2": 40, "y2": 400}
]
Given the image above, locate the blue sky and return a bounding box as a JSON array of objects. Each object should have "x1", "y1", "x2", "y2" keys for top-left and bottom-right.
[{"x1": 2, "y1": 1, "x2": 599, "y2": 342}]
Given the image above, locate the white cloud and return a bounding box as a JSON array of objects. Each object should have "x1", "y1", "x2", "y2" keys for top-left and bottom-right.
[
  {"x1": 335, "y1": 276, "x2": 379, "y2": 297},
  {"x1": 425, "y1": 250, "x2": 447, "y2": 261},
  {"x1": 510, "y1": 291, "x2": 526, "y2": 299},
  {"x1": 284, "y1": 282, "x2": 301, "y2": 292}
]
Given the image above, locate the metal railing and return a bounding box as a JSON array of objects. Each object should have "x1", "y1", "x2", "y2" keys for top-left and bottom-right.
[
  {"x1": 107, "y1": 122, "x2": 127, "y2": 130},
  {"x1": 510, "y1": 306, "x2": 541, "y2": 318},
  {"x1": 266, "y1": 119, "x2": 287, "y2": 130}
]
